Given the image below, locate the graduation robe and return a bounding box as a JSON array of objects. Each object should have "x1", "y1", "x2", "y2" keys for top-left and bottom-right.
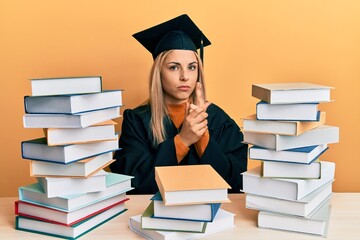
[{"x1": 110, "y1": 103, "x2": 248, "y2": 194}]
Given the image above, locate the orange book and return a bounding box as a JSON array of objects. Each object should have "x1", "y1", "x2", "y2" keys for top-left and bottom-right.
[{"x1": 155, "y1": 165, "x2": 231, "y2": 206}]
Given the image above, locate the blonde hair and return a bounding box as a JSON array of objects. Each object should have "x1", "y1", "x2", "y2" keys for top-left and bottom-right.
[{"x1": 148, "y1": 50, "x2": 206, "y2": 147}]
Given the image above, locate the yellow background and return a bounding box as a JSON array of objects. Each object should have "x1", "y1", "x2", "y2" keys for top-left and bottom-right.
[{"x1": 0, "y1": 0, "x2": 359, "y2": 197}]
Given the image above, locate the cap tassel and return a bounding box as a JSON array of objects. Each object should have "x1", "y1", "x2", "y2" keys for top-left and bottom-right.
[{"x1": 200, "y1": 33, "x2": 204, "y2": 65}]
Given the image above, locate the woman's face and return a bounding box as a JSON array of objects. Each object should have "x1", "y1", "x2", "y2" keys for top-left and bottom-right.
[{"x1": 161, "y1": 50, "x2": 198, "y2": 105}]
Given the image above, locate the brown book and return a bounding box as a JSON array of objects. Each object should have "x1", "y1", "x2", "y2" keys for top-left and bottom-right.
[
  {"x1": 155, "y1": 165, "x2": 231, "y2": 206},
  {"x1": 242, "y1": 112, "x2": 326, "y2": 136}
]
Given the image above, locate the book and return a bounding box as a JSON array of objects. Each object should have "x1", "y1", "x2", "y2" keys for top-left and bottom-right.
[
  {"x1": 44, "y1": 120, "x2": 117, "y2": 146},
  {"x1": 241, "y1": 161, "x2": 335, "y2": 201},
  {"x1": 19, "y1": 172, "x2": 133, "y2": 212},
  {"x1": 245, "y1": 181, "x2": 333, "y2": 217},
  {"x1": 30, "y1": 152, "x2": 114, "y2": 178},
  {"x1": 23, "y1": 106, "x2": 121, "y2": 128},
  {"x1": 129, "y1": 209, "x2": 235, "y2": 240},
  {"x1": 243, "y1": 125, "x2": 339, "y2": 151},
  {"x1": 155, "y1": 165, "x2": 231, "y2": 206},
  {"x1": 258, "y1": 199, "x2": 332, "y2": 237},
  {"x1": 262, "y1": 160, "x2": 323, "y2": 179},
  {"x1": 15, "y1": 194, "x2": 129, "y2": 226},
  {"x1": 256, "y1": 101, "x2": 320, "y2": 121},
  {"x1": 242, "y1": 112, "x2": 325, "y2": 135},
  {"x1": 37, "y1": 170, "x2": 107, "y2": 198},
  {"x1": 252, "y1": 82, "x2": 333, "y2": 104},
  {"x1": 141, "y1": 201, "x2": 207, "y2": 233},
  {"x1": 24, "y1": 90, "x2": 123, "y2": 114},
  {"x1": 248, "y1": 144, "x2": 328, "y2": 164},
  {"x1": 151, "y1": 192, "x2": 221, "y2": 222},
  {"x1": 15, "y1": 201, "x2": 127, "y2": 239},
  {"x1": 30, "y1": 76, "x2": 102, "y2": 96},
  {"x1": 21, "y1": 137, "x2": 119, "y2": 164}
]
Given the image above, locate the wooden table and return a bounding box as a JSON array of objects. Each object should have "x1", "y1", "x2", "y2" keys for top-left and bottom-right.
[{"x1": 1, "y1": 193, "x2": 359, "y2": 239}]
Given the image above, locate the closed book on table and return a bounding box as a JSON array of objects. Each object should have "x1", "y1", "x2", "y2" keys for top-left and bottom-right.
[
  {"x1": 30, "y1": 152, "x2": 114, "y2": 178},
  {"x1": 44, "y1": 120, "x2": 117, "y2": 146},
  {"x1": 252, "y1": 82, "x2": 333, "y2": 104},
  {"x1": 262, "y1": 160, "x2": 323, "y2": 179},
  {"x1": 129, "y1": 209, "x2": 235, "y2": 240},
  {"x1": 151, "y1": 192, "x2": 221, "y2": 222},
  {"x1": 241, "y1": 161, "x2": 335, "y2": 201},
  {"x1": 141, "y1": 201, "x2": 207, "y2": 233},
  {"x1": 24, "y1": 90, "x2": 123, "y2": 114},
  {"x1": 155, "y1": 165, "x2": 230, "y2": 206},
  {"x1": 30, "y1": 76, "x2": 102, "y2": 96},
  {"x1": 258, "y1": 198, "x2": 332, "y2": 237},
  {"x1": 37, "y1": 170, "x2": 107, "y2": 198},
  {"x1": 245, "y1": 181, "x2": 333, "y2": 217},
  {"x1": 248, "y1": 144, "x2": 328, "y2": 164},
  {"x1": 22, "y1": 137, "x2": 119, "y2": 164},
  {"x1": 256, "y1": 101, "x2": 319, "y2": 121},
  {"x1": 242, "y1": 112, "x2": 325, "y2": 136},
  {"x1": 15, "y1": 202, "x2": 127, "y2": 239},
  {"x1": 243, "y1": 125, "x2": 339, "y2": 151},
  {"x1": 19, "y1": 173, "x2": 133, "y2": 212},
  {"x1": 15, "y1": 194, "x2": 128, "y2": 226},
  {"x1": 23, "y1": 106, "x2": 120, "y2": 128}
]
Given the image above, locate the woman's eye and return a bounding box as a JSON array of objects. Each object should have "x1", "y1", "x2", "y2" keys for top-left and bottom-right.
[
  {"x1": 189, "y1": 65, "x2": 197, "y2": 70},
  {"x1": 169, "y1": 65, "x2": 178, "y2": 70}
]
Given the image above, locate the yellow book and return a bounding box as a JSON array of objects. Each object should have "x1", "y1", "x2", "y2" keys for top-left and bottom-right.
[{"x1": 155, "y1": 165, "x2": 231, "y2": 206}]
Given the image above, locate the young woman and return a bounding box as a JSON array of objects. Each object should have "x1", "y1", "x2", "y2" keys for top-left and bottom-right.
[{"x1": 110, "y1": 14, "x2": 248, "y2": 194}]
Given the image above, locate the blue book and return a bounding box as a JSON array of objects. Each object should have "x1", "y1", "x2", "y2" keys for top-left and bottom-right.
[
  {"x1": 150, "y1": 192, "x2": 221, "y2": 222},
  {"x1": 19, "y1": 172, "x2": 133, "y2": 212},
  {"x1": 249, "y1": 144, "x2": 329, "y2": 164},
  {"x1": 21, "y1": 137, "x2": 120, "y2": 164},
  {"x1": 256, "y1": 101, "x2": 320, "y2": 121}
]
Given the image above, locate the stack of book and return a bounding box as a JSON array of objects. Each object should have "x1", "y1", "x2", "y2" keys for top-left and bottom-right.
[
  {"x1": 241, "y1": 82, "x2": 339, "y2": 237},
  {"x1": 16, "y1": 76, "x2": 134, "y2": 239},
  {"x1": 129, "y1": 165, "x2": 236, "y2": 240}
]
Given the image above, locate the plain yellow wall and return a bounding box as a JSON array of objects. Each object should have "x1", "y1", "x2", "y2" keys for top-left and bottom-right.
[{"x1": 1, "y1": 0, "x2": 359, "y2": 197}]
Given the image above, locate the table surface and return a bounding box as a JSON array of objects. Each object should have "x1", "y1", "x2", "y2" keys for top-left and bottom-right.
[{"x1": 1, "y1": 193, "x2": 360, "y2": 239}]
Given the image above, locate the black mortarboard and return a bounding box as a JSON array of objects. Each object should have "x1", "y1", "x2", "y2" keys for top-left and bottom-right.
[{"x1": 132, "y1": 14, "x2": 211, "y2": 62}]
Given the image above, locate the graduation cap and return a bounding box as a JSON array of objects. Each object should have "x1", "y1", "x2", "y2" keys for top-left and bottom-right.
[{"x1": 133, "y1": 14, "x2": 211, "y2": 62}]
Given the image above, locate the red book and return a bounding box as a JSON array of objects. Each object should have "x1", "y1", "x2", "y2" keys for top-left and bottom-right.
[{"x1": 15, "y1": 194, "x2": 128, "y2": 226}]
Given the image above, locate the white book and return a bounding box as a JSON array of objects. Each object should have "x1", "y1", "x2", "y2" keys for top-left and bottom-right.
[
  {"x1": 241, "y1": 161, "x2": 335, "y2": 201},
  {"x1": 45, "y1": 120, "x2": 117, "y2": 146},
  {"x1": 262, "y1": 160, "x2": 322, "y2": 179},
  {"x1": 37, "y1": 170, "x2": 107, "y2": 198},
  {"x1": 129, "y1": 209, "x2": 235, "y2": 240},
  {"x1": 30, "y1": 76, "x2": 102, "y2": 96},
  {"x1": 19, "y1": 172, "x2": 133, "y2": 212},
  {"x1": 256, "y1": 101, "x2": 319, "y2": 121},
  {"x1": 249, "y1": 144, "x2": 328, "y2": 164},
  {"x1": 243, "y1": 125, "x2": 339, "y2": 151},
  {"x1": 30, "y1": 152, "x2": 114, "y2": 178},
  {"x1": 25, "y1": 90, "x2": 122, "y2": 114},
  {"x1": 246, "y1": 181, "x2": 333, "y2": 217},
  {"x1": 16, "y1": 202, "x2": 126, "y2": 239},
  {"x1": 258, "y1": 198, "x2": 332, "y2": 237},
  {"x1": 22, "y1": 137, "x2": 118, "y2": 164},
  {"x1": 16, "y1": 193, "x2": 128, "y2": 226},
  {"x1": 23, "y1": 106, "x2": 121, "y2": 128},
  {"x1": 242, "y1": 112, "x2": 325, "y2": 135},
  {"x1": 252, "y1": 82, "x2": 333, "y2": 104}
]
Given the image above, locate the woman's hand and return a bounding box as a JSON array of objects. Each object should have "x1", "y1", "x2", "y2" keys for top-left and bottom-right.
[{"x1": 178, "y1": 82, "x2": 211, "y2": 146}]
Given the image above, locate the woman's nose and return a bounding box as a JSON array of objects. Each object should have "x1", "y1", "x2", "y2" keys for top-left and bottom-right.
[{"x1": 180, "y1": 70, "x2": 189, "y2": 81}]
